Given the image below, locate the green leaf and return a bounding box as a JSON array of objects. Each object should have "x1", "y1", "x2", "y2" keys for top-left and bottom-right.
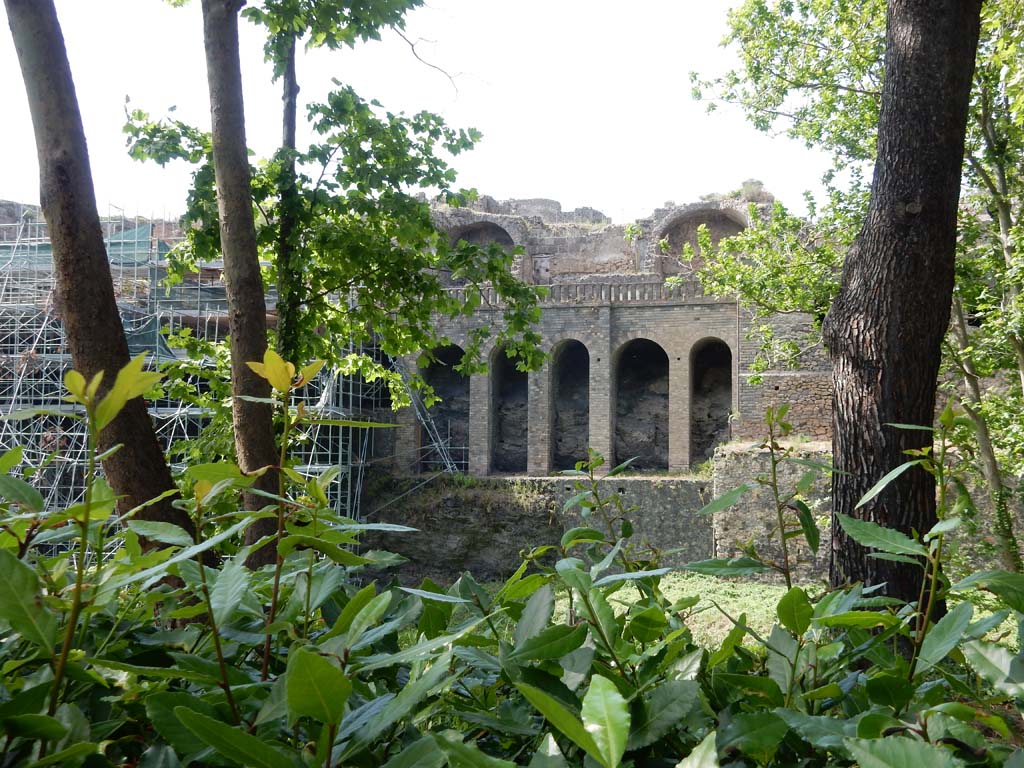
[
  {"x1": 144, "y1": 692, "x2": 219, "y2": 756},
  {"x1": 27, "y1": 742, "x2": 98, "y2": 767},
  {"x1": 94, "y1": 353, "x2": 162, "y2": 431},
  {"x1": 916, "y1": 601, "x2": 972, "y2": 675},
  {"x1": 381, "y1": 735, "x2": 446, "y2": 768},
  {"x1": 209, "y1": 557, "x2": 251, "y2": 626},
  {"x1": 107, "y1": 517, "x2": 257, "y2": 590},
  {"x1": 865, "y1": 674, "x2": 916, "y2": 711},
  {"x1": 0, "y1": 475, "x2": 44, "y2": 512},
  {"x1": 278, "y1": 534, "x2": 372, "y2": 566},
  {"x1": 775, "y1": 709, "x2": 852, "y2": 752},
  {"x1": 627, "y1": 680, "x2": 701, "y2": 750},
  {"x1": 836, "y1": 514, "x2": 927, "y2": 557},
  {"x1": 286, "y1": 646, "x2": 351, "y2": 725},
  {"x1": 709, "y1": 614, "x2": 748, "y2": 669},
  {"x1": 843, "y1": 737, "x2": 966, "y2": 768},
  {"x1": 791, "y1": 498, "x2": 820, "y2": 554},
  {"x1": 126, "y1": 521, "x2": 193, "y2": 547},
  {"x1": 515, "y1": 682, "x2": 602, "y2": 763},
  {"x1": 675, "y1": 732, "x2": 718, "y2": 767},
  {"x1": 953, "y1": 571, "x2": 1024, "y2": 613},
  {"x1": 510, "y1": 623, "x2": 587, "y2": 662},
  {"x1": 815, "y1": 611, "x2": 900, "y2": 629},
  {"x1": 339, "y1": 653, "x2": 453, "y2": 760},
  {"x1": 527, "y1": 734, "x2": 569, "y2": 768},
  {"x1": 400, "y1": 586, "x2": 469, "y2": 604},
  {"x1": 0, "y1": 549, "x2": 56, "y2": 651},
  {"x1": 962, "y1": 640, "x2": 1024, "y2": 696},
  {"x1": 593, "y1": 568, "x2": 670, "y2": 587},
  {"x1": 0, "y1": 446, "x2": 24, "y2": 475},
  {"x1": 174, "y1": 708, "x2": 295, "y2": 768},
  {"x1": 718, "y1": 712, "x2": 788, "y2": 764},
  {"x1": 777, "y1": 587, "x2": 813, "y2": 636},
  {"x1": 3, "y1": 714, "x2": 67, "y2": 740},
  {"x1": 433, "y1": 731, "x2": 516, "y2": 767},
  {"x1": 581, "y1": 675, "x2": 629, "y2": 768},
  {"x1": 515, "y1": 583, "x2": 555, "y2": 646},
  {"x1": 855, "y1": 461, "x2": 922, "y2": 509},
  {"x1": 697, "y1": 483, "x2": 755, "y2": 515},
  {"x1": 560, "y1": 527, "x2": 606, "y2": 548}
]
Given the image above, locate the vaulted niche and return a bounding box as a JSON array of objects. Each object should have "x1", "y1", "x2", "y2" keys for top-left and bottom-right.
[
  {"x1": 551, "y1": 340, "x2": 590, "y2": 470},
  {"x1": 491, "y1": 347, "x2": 528, "y2": 473},
  {"x1": 690, "y1": 339, "x2": 732, "y2": 465},
  {"x1": 614, "y1": 339, "x2": 669, "y2": 470},
  {"x1": 419, "y1": 345, "x2": 469, "y2": 473},
  {"x1": 450, "y1": 221, "x2": 515, "y2": 249},
  {"x1": 660, "y1": 211, "x2": 745, "y2": 278}
]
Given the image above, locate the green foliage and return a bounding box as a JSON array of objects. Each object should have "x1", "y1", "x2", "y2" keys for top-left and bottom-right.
[
  {"x1": 4, "y1": 364, "x2": 1024, "y2": 767},
  {"x1": 691, "y1": 0, "x2": 1024, "y2": 570}
]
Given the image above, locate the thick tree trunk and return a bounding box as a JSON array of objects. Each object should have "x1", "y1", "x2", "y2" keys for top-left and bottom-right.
[
  {"x1": 201, "y1": 0, "x2": 279, "y2": 553},
  {"x1": 6, "y1": 0, "x2": 193, "y2": 534},
  {"x1": 822, "y1": 0, "x2": 982, "y2": 604}
]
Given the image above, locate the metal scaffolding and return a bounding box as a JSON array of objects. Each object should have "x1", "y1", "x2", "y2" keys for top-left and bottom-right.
[{"x1": 0, "y1": 205, "x2": 397, "y2": 520}]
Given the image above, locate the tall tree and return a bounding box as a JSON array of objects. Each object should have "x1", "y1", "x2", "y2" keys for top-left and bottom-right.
[
  {"x1": 692, "y1": 0, "x2": 1023, "y2": 579},
  {"x1": 200, "y1": 0, "x2": 279, "y2": 543},
  {"x1": 6, "y1": 0, "x2": 194, "y2": 534},
  {"x1": 821, "y1": 0, "x2": 982, "y2": 601}
]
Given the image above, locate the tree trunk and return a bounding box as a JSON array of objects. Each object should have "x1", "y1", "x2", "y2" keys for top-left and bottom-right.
[
  {"x1": 6, "y1": 0, "x2": 194, "y2": 535},
  {"x1": 275, "y1": 32, "x2": 306, "y2": 365},
  {"x1": 950, "y1": 298, "x2": 1022, "y2": 572},
  {"x1": 822, "y1": 0, "x2": 982, "y2": 604},
  {"x1": 201, "y1": 0, "x2": 279, "y2": 554}
]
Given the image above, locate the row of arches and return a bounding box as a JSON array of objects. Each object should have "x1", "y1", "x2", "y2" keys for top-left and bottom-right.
[{"x1": 420, "y1": 337, "x2": 733, "y2": 474}]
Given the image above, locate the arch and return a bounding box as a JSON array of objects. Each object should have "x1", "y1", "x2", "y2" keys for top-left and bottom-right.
[
  {"x1": 490, "y1": 346, "x2": 528, "y2": 473},
  {"x1": 690, "y1": 338, "x2": 733, "y2": 465},
  {"x1": 550, "y1": 340, "x2": 590, "y2": 470},
  {"x1": 419, "y1": 345, "x2": 469, "y2": 472},
  {"x1": 449, "y1": 221, "x2": 515, "y2": 249},
  {"x1": 613, "y1": 338, "x2": 669, "y2": 470},
  {"x1": 654, "y1": 205, "x2": 748, "y2": 277}
]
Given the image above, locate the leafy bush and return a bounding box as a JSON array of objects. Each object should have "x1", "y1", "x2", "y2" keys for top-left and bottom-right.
[{"x1": 1, "y1": 365, "x2": 1024, "y2": 767}]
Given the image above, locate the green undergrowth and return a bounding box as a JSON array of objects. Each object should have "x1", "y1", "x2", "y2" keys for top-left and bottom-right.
[{"x1": 2, "y1": 366, "x2": 1024, "y2": 767}]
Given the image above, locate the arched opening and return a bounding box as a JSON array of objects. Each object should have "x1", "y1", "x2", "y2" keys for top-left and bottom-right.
[
  {"x1": 420, "y1": 345, "x2": 469, "y2": 472},
  {"x1": 551, "y1": 340, "x2": 589, "y2": 470},
  {"x1": 491, "y1": 347, "x2": 528, "y2": 473},
  {"x1": 614, "y1": 339, "x2": 669, "y2": 470},
  {"x1": 450, "y1": 222, "x2": 515, "y2": 249},
  {"x1": 690, "y1": 339, "x2": 733, "y2": 465},
  {"x1": 659, "y1": 210, "x2": 745, "y2": 277}
]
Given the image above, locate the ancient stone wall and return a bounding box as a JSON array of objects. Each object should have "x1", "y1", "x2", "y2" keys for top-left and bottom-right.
[
  {"x1": 403, "y1": 194, "x2": 833, "y2": 476},
  {"x1": 361, "y1": 473, "x2": 713, "y2": 583}
]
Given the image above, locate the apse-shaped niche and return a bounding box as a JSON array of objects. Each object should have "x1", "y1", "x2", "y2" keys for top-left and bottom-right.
[
  {"x1": 551, "y1": 340, "x2": 589, "y2": 470},
  {"x1": 614, "y1": 339, "x2": 669, "y2": 470},
  {"x1": 491, "y1": 347, "x2": 528, "y2": 473},
  {"x1": 420, "y1": 345, "x2": 469, "y2": 472},
  {"x1": 690, "y1": 339, "x2": 732, "y2": 465}
]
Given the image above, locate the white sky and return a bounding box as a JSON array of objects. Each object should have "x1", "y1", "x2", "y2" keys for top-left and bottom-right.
[{"x1": 0, "y1": 0, "x2": 832, "y2": 224}]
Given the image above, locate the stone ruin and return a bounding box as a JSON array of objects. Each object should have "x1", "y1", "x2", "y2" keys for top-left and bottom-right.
[{"x1": 391, "y1": 188, "x2": 833, "y2": 478}]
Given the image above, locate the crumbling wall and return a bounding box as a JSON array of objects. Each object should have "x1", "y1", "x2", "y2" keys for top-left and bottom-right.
[
  {"x1": 552, "y1": 341, "x2": 589, "y2": 469},
  {"x1": 491, "y1": 350, "x2": 528, "y2": 472},
  {"x1": 614, "y1": 339, "x2": 669, "y2": 469}
]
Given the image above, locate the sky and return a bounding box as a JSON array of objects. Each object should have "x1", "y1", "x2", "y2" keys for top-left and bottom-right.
[{"x1": 0, "y1": 1, "x2": 833, "y2": 224}]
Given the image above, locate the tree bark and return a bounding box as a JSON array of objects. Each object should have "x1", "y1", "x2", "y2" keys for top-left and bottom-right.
[
  {"x1": 822, "y1": 0, "x2": 982, "y2": 604},
  {"x1": 201, "y1": 0, "x2": 279, "y2": 553},
  {"x1": 274, "y1": 32, "x2": 306, "y2": 364},
  {"x1": 6, "y1": 0, "x2": 193, "y2": 534}
]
